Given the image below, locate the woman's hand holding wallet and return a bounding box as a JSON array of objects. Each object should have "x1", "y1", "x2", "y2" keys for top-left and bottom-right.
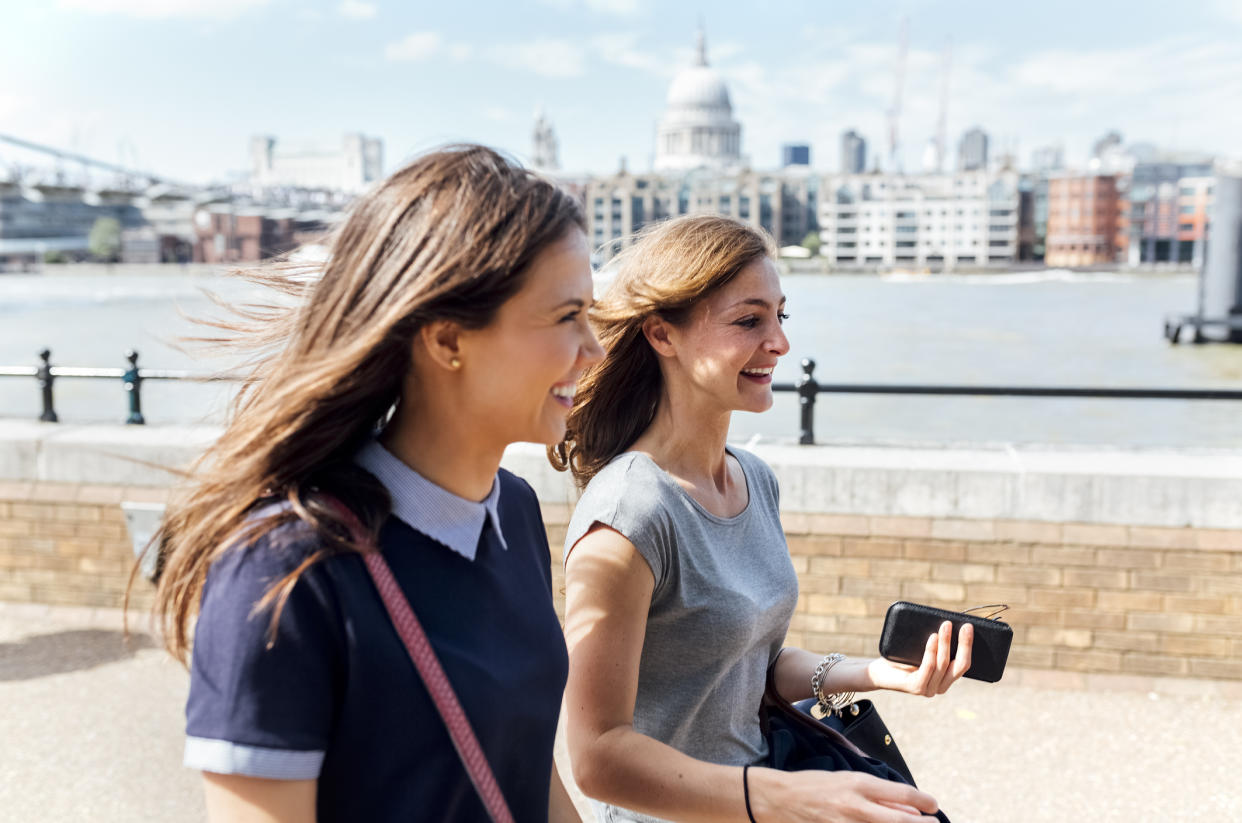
[
  {"x1": 880, "y1": 601, "x2": 1014, "y2": 683},
  {"x1": 865, "y1": 618, "x2": 976, "y2": 697}
]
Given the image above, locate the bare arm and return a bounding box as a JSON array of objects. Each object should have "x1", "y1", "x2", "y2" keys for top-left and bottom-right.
[
  {"x1": 564, "y1": 525, "x2": 939, "y2": 823},
  {"x1": 773, "y1": 622, "x2": 975, "y2": 704},
  {"x1": 202, "y1": 773, "x2": 317, "y2": 823},
  {"x1": 549, "y1": 762, "x2": 582, "y2": 823}
]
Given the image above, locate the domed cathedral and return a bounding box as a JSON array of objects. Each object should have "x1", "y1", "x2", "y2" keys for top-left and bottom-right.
[
  {"x1": 585, "y1": 22, "x2": 818, "y2": 265},
  {"x1": 654, "y1": 25, "x2": 743, "y2": 172}
]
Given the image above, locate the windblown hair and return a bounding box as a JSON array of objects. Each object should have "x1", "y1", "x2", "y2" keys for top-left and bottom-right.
[
  {"x1": 549, "y1": 214, "x2": 776, "y2": 487},
  {"x1": 145, "y1": 145, "x2": 584, "y2": 663}
]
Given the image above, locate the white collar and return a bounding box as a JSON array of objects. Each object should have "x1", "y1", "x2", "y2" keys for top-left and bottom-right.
[{"x1": 354, "y1": 439, "x2": 506, "y2": 561}]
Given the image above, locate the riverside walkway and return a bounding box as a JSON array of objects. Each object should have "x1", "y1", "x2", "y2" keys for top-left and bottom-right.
[{"x1": 2, "y1": 601, "x2": 1240, "y2": 822}]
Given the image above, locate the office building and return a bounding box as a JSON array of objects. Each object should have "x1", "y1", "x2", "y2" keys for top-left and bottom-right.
[
  {"x1": 782, "y1": 144, "x2": 811, "y2": 167},
  {"x1": 584, "y1": 167, "x2": 817, "y2": 261},
  {"x1": 817, "y1": 170, "x2": 1020, "y2": 268},
  {"x1": 1045, "y1": 174, "x2": 1122, "y2": 266},
  {"x1": 957, "y1": 127, "x2": 989, "y2": 172},
  {"x1": 840, "y1": 130, "x2": 867, "y2": 174},
  {"x1": 249, "y1": 133, "x2": 383, "y2": 193}
]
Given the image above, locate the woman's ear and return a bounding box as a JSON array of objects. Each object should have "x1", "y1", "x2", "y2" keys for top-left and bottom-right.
[
  {"x1": 417, "y1": 320, "x2": 464, "y2": 372},
  {"x1": 641, "y1": 315, "x2": 677, "y2": 358}
]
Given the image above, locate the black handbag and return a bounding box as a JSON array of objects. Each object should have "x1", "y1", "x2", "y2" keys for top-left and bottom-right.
[
  {"x1": 792, "y1": 697, "x2": 916, "y2": 786},
  {"x1": 759, "y1": 669, "x2": 950, "y2": 822}
]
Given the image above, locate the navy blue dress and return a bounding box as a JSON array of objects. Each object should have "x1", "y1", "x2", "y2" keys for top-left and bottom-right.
[{"x1": 184, "y1": 469, "x2": 568, "y2": 822}]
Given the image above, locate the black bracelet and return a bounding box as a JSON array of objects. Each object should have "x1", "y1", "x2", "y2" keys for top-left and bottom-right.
[{"x1": 743, "y1": 764, "x2": 757, "y2": 823}]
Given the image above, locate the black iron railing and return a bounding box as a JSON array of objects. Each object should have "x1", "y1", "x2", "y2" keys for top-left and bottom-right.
[
  {"x1": 4, "y1": 351, "x2": 1242, "y2": 441},
  {"x1": 0, "y1": 349, "x2": 226, "y2": 425},
  {"x1": 771, "y1": 359, "x2": 1242, "y2": 444}
]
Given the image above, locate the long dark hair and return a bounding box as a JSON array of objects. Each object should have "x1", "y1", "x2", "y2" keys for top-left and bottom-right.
[{"x1": 149, "y1": 144, "x2": 584, "y2": 662}]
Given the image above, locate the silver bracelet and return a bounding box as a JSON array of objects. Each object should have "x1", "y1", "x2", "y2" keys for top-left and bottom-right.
[{"x1": 810, "y1": 653, "x2": 856, "y2": 716}]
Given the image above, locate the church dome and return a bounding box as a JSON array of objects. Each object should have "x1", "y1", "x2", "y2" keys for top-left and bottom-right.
[
  {"x1": 666, "y1": 64, "x2": 732, "y2": 111},
  {"x1": 653, "y1": 26, "x2": 743, "y2": 173}
]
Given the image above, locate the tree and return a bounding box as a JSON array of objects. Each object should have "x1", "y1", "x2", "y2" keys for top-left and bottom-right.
[
  {"x1": 88, "y1": 217, "x2": 122, "y2": 263},
  {"x1": 800, "y1": 230, "x2": 822, "y2": 257}
]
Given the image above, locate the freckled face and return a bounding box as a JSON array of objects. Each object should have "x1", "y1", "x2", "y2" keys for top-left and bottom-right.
[{"x1": 664, "y1": 257, "x2": 791, "y2": 414}]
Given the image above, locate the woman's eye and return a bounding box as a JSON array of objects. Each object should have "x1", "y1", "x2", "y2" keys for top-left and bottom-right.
[
  {"x1": 560, "y1": 310, "x2": 580, "y2": 323},
  {"x1": 736, "y1": 316, "x2": 760, "y2": 328},
  {"x1": 778, "y1": 312, "x2": 790, "y2": 324}
]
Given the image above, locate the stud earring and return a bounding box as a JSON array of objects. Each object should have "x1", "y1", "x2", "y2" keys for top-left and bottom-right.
[{"x1": 450, "y1": 357, "x2": 461, "y2": 369}]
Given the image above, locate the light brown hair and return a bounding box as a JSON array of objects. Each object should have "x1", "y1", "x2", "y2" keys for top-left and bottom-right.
[
  {"x1": 549, "y1": 214, "x2": 776, "y2": 487},
  {"x1": 145, "y1": 144, "x2": 585, "y2": 662}
]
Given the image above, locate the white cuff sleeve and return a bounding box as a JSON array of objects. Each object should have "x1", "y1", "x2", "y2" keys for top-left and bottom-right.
[{"x1": 184, "y1": 736, "x2": 324, "y2": 780}]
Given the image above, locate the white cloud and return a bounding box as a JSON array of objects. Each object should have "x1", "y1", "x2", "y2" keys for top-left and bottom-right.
[
  {"x1": 56, "y1": 0, "x2": 269, "y2": 19},
  {"x1": 385, "y1": 32, "x2": 576, "y2": 76},
  {"x1": 591, "y1": 33, "x2": 669, "y2": 75},
  {"x1": 338, "y1": 0, "x2": 377, "y2": 20},
  {"x1": 537, "y1": 0, "x2": 641, "y2": 15},
  {"x1": 495, "y1": 38, "x2": 586, "y2": 78},
  {"x1": 384, "y1": 32, "x2": 474, "y2": 63},
  {"x1": 385, "y1": 31, "x2": 443, "y2": 62},
  {"x1": 585, "y1": 0, "x2": 640, "y2": 14}
]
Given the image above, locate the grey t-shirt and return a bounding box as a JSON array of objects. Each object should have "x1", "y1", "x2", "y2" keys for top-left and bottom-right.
[{"x1": 564, "y1": 446, "x2": 800, "y2": 823}]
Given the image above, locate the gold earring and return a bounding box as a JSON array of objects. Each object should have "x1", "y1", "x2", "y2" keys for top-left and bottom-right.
[{"x1": 450, "y1": 357, "x2": 461, "y2": 369}]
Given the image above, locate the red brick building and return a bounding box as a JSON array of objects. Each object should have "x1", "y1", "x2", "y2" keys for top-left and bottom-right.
[
  {"x1": 192, "y1": 207, "x2": 327, "y2": 263},
  {"x1": 1045, "y1": 174, "x2": 1122, "y2": 266}
]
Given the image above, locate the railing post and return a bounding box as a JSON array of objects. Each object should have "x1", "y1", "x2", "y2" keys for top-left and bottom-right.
[
  {"x1": 37, "y1": 348, "x2": 58, "y2": 423},
  {"x1": 795, "y1": 357, "x2": 818, "y2": 445},
  {"x1": 124, "y1": 349, "x2": 145, "y2": 425}
]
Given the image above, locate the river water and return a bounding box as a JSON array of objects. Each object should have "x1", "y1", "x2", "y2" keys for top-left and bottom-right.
[{"x1": 2, "y1": 266, "x2": 1240, "y2": 448}]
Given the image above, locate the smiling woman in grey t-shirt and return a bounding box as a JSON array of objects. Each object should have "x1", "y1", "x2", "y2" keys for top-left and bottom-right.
[
  {"x1": 564, "y1": 445, "x2": 797, "y2": 783},
  {"x1": 551, "y1": 215, "x2": 974, "y2": 823}
]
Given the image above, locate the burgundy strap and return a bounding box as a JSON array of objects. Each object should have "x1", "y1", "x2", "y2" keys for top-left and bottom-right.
[{"x1": 322, "y1": 496, "x2": 515, "y2": 823}]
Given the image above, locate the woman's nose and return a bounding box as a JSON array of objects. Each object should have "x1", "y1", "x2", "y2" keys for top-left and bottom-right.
[
  {"x1": 582, "y1": 329, "x2": 605, "y2": 365},
  {"x1": 770, "y1": 323, "x2": 791, "y2": 356}
]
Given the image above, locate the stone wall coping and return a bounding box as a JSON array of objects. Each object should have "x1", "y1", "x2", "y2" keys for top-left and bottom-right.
[
  {"x1": 748, "y1": 441, "x2": 1242, "y2": 480},
  {"x1": 3, "y1": 421, "x2": 1242, "y2": 529},
  {"x1": 0, "y1": 420, "x2": 220, "y2": 488}
]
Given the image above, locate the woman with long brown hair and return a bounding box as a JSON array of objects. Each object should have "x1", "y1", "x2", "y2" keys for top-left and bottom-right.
[
  {"x1": 552, "y1": 215, "x2": 972, "y2": 822},
  {"x1": 151, "y1": 145, "x2": 601, "y2": 822}
]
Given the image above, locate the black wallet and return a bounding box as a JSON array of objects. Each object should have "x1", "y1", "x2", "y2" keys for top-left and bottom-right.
[{"x1": 878, "y1": 601, "x2": 1013, "y2": 683}]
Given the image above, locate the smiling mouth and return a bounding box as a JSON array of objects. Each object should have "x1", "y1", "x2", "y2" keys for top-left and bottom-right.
[
  {"x1": 740, "y1": 366, "x2": 774, "y2": 382},
  {"x1": 550, "y1": 382, "x2": 576, "y2": 407}
]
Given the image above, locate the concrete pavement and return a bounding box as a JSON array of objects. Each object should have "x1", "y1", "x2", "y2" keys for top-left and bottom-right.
[{"x1": 2, "y1": 601, "x2": 1240, "y2": 822}]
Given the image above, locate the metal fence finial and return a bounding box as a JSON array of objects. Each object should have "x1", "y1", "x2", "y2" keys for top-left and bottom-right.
[
  {"x1": 796, "y1": 357, "x2": 818, "y2": 444},
  {"x1": 124, "y1": 349, "x2": 144, "y2": 425},
  {"x1": 37, "y1": 348, "x2": 57, "y2": 423}
]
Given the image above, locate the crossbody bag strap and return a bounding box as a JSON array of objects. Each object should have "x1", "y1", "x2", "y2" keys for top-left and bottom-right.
[{"x1": 321, "y1": 495, "x2": 516, "y2": 823}]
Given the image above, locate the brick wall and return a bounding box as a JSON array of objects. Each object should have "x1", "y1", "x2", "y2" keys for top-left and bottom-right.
[
  {"x1": 772, "y1": 513, "x2": 1242, "y2": 684},
  {"x1": 538, "y1": 505, "x2": 1242, "y2": 688},
  {"x1": 0, "y1": 482, "x2": 165, "y2": 610},
  {"x1": 4, "y1": 483, "x2": 1241, "y2": 686}
]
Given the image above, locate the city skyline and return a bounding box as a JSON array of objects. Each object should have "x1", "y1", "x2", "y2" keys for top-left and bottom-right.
[{"x1": 3, "y1": 0, "x2": 1242, "y2": 183}]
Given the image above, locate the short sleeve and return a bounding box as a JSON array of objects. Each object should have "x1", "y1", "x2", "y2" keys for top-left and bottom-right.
[
  {"x1": 565, "y1": 456, "x2": 675, "y2": 593},
  {"x1": 184, "y1": 525, "x2": 343, "y2": 780}
]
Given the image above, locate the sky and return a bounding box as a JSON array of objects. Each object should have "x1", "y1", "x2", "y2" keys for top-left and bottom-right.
[{"x1": 3, "y1": 0, "x2": 1242, "y2": 184}]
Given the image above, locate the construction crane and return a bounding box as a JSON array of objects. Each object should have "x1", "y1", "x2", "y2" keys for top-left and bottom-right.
[
  {"x1": 886, "y1": 16, "x2": 908, "y2": 174},
  {"x1": 934, "y1": 40, "x2": 951, "y2": 174}
]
